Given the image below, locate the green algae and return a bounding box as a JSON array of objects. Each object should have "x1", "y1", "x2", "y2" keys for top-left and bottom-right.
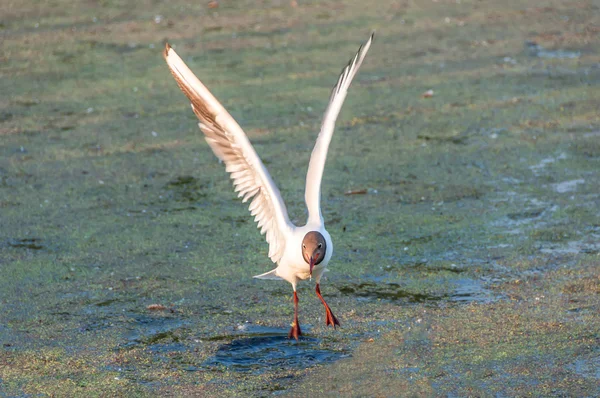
[{"x1": 1, "y1": 0, "x2": 599, "y2": 395}]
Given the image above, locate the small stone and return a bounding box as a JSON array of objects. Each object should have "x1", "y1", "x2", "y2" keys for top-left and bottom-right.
[{"x1": 147, "y1": 304, "x2": 167, "y2": 311}]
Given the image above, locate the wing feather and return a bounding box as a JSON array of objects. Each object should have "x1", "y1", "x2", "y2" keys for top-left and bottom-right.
[
  {"x1": 305, "y1": 34, "x2": 374, "y2": 224},
  {"x1": 164, "y1": 44, "x2": 293, "y2": 263}
]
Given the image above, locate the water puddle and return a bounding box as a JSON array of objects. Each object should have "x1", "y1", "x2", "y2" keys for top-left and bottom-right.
[
  {"x1": 506, "y1": 208, "x2": 544, "y2": 221},
  {"x1": 120, "y1": 315, "x2": 188, "y2": 349},
  {"x1": 489, "y1": 189, "x2": 555, "y2": 237},
  {"x1": 450, "y1": 278, "x2": 500, "y2": 304},
  {"x1": 163, "y1": 175, "x2": 208, "y2": 202},
  {"x1": 203, "y1": 326, "x2": 348, "y2": 373},
  {"x1": 566, "y1": 355, "x2": 600, "y2": 379},
  {"x1": 8, "y1": 238, "x2": 44, "y2": 250},
  {"x1": 529, "y1": 153, "x2": 567, "y2": 175},
  {"x1": 539, "y1": 240, "x2": 600, "y2": 256},
  {"x1": 336, "y1": 278, "x2": 499, "y2": 304},
  {"x1": 526, "y1": 41, "x2": 580, "y2": 59},
  {"x1": 337, "y1": 282, "x2": 443, "y2": 303},
  {"x1": 552, "y1": 179, "x2": 585, "y2": 193},
  {"x1": 583, "y1": 131, "x2": 600, "y2": 138}
]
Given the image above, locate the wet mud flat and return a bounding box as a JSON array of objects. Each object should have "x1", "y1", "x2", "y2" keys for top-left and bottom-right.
[{"x1": 1, "y1": 0, "x2": 600, "y2": 395}]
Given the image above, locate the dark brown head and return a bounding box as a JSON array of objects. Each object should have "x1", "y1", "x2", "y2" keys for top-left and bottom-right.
[{"x1": 302, "y1": 231, "x2": 327, "y2": 276}]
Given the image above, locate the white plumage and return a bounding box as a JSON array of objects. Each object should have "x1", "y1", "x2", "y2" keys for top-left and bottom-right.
[{"x1": 164, "y1": 34, "x2": 373, "y2": 338}]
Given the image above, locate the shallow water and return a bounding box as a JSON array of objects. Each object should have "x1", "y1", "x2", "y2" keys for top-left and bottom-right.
[{"x1": 204, "y1": 326, "x2": 348, "y2": 373}]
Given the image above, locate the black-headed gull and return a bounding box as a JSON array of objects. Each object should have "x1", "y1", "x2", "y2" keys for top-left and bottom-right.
[{"x1": 164, "y1": 34, "x2": 373, "y2": 339}]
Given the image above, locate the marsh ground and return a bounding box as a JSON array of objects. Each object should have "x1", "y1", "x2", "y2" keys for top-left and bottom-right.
[{"x1": 1, "y1": 0, "x2": 599, "y2": 396}]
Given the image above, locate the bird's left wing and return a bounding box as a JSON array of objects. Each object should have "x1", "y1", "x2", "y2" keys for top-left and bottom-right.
[
  {"x1": 304, "y1": 34, "x2": 374, "y2": 224},
  {"x1": 164, "y1": 44, "x2": 292, "y2": 263}
]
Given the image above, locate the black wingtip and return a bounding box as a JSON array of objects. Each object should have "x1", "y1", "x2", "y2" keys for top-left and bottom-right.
[
  {"x1": 163, "y1": 42, "x2": 171, "y2": 59},
  {"x1": 365, "y1": 32, "x2": 375, "y2": 47}
]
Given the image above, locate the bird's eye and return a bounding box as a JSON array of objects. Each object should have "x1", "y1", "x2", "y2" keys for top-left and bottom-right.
[{"x1": 318, "y1": 243, "x2": 322, "y2": 248}]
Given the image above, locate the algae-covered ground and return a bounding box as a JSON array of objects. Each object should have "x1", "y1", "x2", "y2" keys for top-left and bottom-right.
[{"x1": 1, "y1": 0, "x2": 599, "y2": 396}]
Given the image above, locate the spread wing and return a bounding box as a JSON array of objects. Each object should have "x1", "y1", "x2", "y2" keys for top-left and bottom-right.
[
  {"x1": 305, "y1": 33, "x2": 374, "y2": 224},
  {"x1": 164, "y1": 44, "x2": 293, "y2": 263}
]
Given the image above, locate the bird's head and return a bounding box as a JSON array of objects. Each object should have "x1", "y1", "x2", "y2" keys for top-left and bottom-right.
[{"x1": 301, "y1": 231, "x2": 327, "y2": 277}]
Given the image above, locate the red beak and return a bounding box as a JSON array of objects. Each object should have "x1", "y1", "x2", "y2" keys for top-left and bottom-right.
[{"x1": 309, "y1": 256, "x2": 315, "y2": 276}]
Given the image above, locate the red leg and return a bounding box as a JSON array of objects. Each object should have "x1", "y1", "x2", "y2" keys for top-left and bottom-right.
[
  {"x1": 288, "y1": 291, "x2": 302, "y2": 340},
  {"x1": 316, "y1": 283, "x2": 340, "y2": 328}
]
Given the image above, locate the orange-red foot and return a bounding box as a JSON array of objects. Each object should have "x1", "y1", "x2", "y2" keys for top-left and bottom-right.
[
  {"x1": 316, "y1": 283, "x2": 341, "y2": 329},
  {"x1": 288, "y1": 291, "x2": 302, "y2": 340},
  {"x1": 324, "y1": 306, "x2": 340, "y2": 328},
  {"x1": 288, "y1": 321, "x2": 302, "y2": 340}
]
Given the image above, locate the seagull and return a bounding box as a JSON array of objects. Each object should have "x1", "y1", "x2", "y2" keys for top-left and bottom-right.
[{"x1": 164, "y1": 33, "x2": 373, "y2": 340}]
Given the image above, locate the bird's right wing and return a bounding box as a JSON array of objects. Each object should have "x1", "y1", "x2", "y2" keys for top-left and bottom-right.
[{"x1": 164, "y1": 44, "x2": 293, "y2": 263}]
